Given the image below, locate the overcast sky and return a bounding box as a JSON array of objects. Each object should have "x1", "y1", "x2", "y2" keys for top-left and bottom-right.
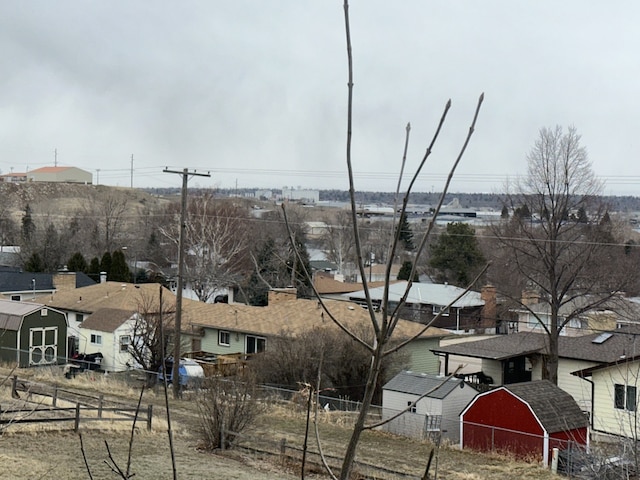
[{"x1": 1, "y1": 1, "x2": 639, "y2": 195}]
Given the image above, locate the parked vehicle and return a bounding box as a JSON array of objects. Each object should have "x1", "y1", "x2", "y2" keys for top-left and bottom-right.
[{"x1": 158, "y1": 358, "x2": 205, "y2": 387}]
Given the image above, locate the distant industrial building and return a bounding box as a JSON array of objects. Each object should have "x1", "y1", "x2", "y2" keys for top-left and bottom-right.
[
  {"x1": 281, "y1": 187, "x2": 319, "y2": 204},
  {"x1": 26, "y1": 166, "x2": 92, "y2": 184}
]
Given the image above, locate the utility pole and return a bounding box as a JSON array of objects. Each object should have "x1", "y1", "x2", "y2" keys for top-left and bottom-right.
[
  {"x1": 54, "y1": 148, "x2": 58, "y2": 167},
  {"x1": 130, "y1": 154, "x2": 134, "y2": 188},
  {"x1": 163, "y1": 167, "x2": 210, "y2": 399}
]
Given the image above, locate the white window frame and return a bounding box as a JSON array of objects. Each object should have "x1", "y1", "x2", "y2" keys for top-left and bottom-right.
[
  {"x1": 432, "y1": 305, "x2": 450, "y2": 317},
  {"x1": 90, "y1": 334, "x2": 102, "y2": 345},
  {"x1": 219, "y1": 330, "x2": 230, "y2": 346},
  {"x1": 29, "y1": 326, "x2": 58, "y2": 366},
  {"x1": 246, "y1": 335, "x2": 266, "y2": 354},
  {"x1": 119, "y1": 335, "x2": 131, "y2": 352}
]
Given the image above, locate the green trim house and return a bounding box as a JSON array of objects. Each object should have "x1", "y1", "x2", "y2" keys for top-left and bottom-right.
[
  {"x1": 184, "y1": 288, "x2": 448, "y2": 375},
  {"x1": 0, "y1": 299, "x2": 68, "y2": 367}
]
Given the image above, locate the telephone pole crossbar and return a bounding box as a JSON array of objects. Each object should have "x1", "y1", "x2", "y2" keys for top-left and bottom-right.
[{"x1": 163, "y1": 167, "x2": 210, "y2": 398}]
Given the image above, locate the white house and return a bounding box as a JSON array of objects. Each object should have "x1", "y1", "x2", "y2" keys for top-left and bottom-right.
[
  {"x1": 381, "y1": 371, "x2": 478, "y2": 443},
  {"x1": 78, "y1": 308, "x2": 138, "y2": 372}
]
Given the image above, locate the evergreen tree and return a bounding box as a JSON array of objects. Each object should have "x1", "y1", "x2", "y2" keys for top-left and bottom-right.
[
  {"x1": 501, "y1": 205, "x2": 509, "y2": 219},
  {"x1": 100, "y1": 251, "x2": 112, "y2": 279},
  {"x1": 429, "y1": 222, "x2": 485, "y2": 287},
  {"x1": 110, "y1": 249, "x2": 131, "y2": 282},
  {"x1": 576, "y1": 206, "x2": 589, "y2": 224},
  {"x1": 88, "y1": 256, "x2": 101, "y2": 280},
  {"x1": 67, "y1": 252, "x2": 88, "y2": 273},
  {"x1": 25, "y1": 252, "x2": 44, "y2": 272},
  {"x1": 397, "y1": 260, "x2": 419, "y2": 282},
  {"x1": 21, "y1": 204, "x2": 35, "y2": 242},
  {"x1": 398, "y1": 213, "x2": 415, "y2": 251}
]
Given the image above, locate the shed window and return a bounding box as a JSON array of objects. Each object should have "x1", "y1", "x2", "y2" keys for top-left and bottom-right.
[
  {"x1": 219, "y1": 331, "x2": 230, "y2": 346},
  {"x1": 615, "y1": 384, "x2": 637, "y2": 411},
  {"x1": 407, "y1": 401, "x2": 417, "y2": 413}
]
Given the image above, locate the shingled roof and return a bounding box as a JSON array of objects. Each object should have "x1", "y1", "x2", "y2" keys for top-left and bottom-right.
[
  {"x1": 79, "y1": 308, "x2": 136, "y2": 333},
  {"x1": 383, "y1": 371, "x2": 471, "y2": 400},
  {"x1": 431, "y1": 331, "x2": 634, "y2": 364},
  {"x1": 503, "y1": 380, "x2": 589, "y2": 432}
]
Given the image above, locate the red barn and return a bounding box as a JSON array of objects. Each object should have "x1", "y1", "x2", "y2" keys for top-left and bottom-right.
[{"x1": 460, "y1": 380, "x2": 588, "y2": 466}]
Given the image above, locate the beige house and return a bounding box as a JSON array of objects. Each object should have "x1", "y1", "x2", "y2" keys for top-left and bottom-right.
[
  {"x1": 573, "y1": 354, "x2": 640, "y2": 440},
  {"x1": 27, "y1": 166, "x2": 92, "y2": 184}
]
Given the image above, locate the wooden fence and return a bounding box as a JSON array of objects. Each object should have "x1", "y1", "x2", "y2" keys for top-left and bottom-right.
[{"x1": 4, "y1": 375, "x2": 152, "y2": 432}]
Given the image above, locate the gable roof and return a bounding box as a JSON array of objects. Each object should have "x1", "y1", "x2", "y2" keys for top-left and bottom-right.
[
  {"x1": 345, "y1": 281, "x2": 484, "y2": 308},
  {"x1": 431, "y1": 331, "x2": 635, "y2": 364},
  {"x1": 42, "y1": 282, "x2": 176, "y2": 314},
  {"x1": 79, "y1": 308, "x2": 136, "y2": 333},
  {"x1": 383, "y1": 371, "x2": 472, "y2": 399},
  {"x1": 29, "y1": 166, "x2": 76, "y2": 174},
  {"x1": 185, "y1": 297, "x2": 450, "y2": 340},
  {"x1": 313, "y1": 273, "x2": 390, "y2": 295},
  {"x1": 0, "y1": 299, "x2": 59, "y2": 331},
  {"x1": 502, "y1": 380, "x2": 588, "y2": 432}
]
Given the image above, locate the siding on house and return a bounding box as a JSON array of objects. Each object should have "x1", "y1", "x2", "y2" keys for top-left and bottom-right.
[
  {"x1": 590, "y1": 363, "x2": 640, "y2": 438},
  {"x1": 480, "y1": 359, "x2": 503, "y2": 384},
  {"x1": 402, "y1": 338, "x2": 441, "y2": 375},
  {"x1": 557, "y1": 358, "x2": 598, "y2": 412},
  {"x1": 200, "y1": 327, "x2": 246, "y2": 355}
]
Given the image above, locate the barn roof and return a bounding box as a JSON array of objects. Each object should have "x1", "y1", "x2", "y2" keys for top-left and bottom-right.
[
  {"x1": 503, "y1": 380, "x2": 588, "y2": 433},
  {"x1": 383, "y1": 371, "x2": 472, "y2": 399},
  {"x1": 0, "y1": 299, "x2": 57, "y2": 331},
  {"x1": 79, "y1": 308, "x2": 136, "y2": 333}
]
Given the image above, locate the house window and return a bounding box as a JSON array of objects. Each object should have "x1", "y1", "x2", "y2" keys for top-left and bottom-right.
[
  {"x1": 29, "y1": 327, "x2": 58, "y2": 365},
  {"x1": 77, "y1": 314, "x2": 84, "y2": 323},
  {"x1": 10, "y1": 295, "x2": 20, "y2": 301},
  {"x1": 91, "y1": 334, "x2": 102, "y2": 345},
  {"x1": 119, "y1": 335, "x2": 131, "y2": 352},
  {"x1": 407, "y1": 401, "x2": 417, "y2": 413},
  {"x1": 219, "y1": 331, "x2": 230, "y2": 346},
  {"x1": 246, "y1": 335, "x2": 266, "y2": 354},
  {"x1": 615, "y1": 384, "x2": 637, "y2": 411},
  {"x1": 432, "y1": 305, "x2": 449, "y2": 317}
]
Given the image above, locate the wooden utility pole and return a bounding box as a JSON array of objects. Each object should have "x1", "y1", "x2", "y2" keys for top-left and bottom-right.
[{"x1": 163, "y1": 167, "x2": 210, "y2": 399}]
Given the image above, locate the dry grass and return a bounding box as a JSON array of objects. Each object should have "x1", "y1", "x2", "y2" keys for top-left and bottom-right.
[{"x1": 0, "y1": 366, "x2": 558, "y2": 479}]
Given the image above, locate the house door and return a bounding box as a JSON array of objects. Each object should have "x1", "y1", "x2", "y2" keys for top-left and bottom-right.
[
  {"x1": 503, "y1": 356, "x2": 532, "y2": 384},
  {"x1": 29, "y1": 327, "x2": 58, "y2": 365}
]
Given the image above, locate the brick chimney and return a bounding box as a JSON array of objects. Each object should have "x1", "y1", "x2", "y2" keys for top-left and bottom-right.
[
  {"x1": 480, "y1": 284, "x2": 496, "y2": 329},
  {"x1": 267, "y1": 287, "x2": 298, "y2": 305},
  {"x1": 521, "y1": 290, "x2": 541, "y2": 306},
  {"x1": 52, "y1": 272, "x2": 77, "y2": 292}
]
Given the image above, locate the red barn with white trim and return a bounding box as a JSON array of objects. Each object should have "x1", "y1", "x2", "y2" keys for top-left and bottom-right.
[{"x1": 460, "y1": 380, "x2": 588, "y2": 466}]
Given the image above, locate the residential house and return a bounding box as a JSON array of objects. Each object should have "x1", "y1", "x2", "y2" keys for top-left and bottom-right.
[
  {"x1": 42, "y1": 281, "x2": 175, "y2": 358},
  {"x1": 512, "y1": 293, "x2": 620, "y2": 337},
  {"x1": 344, "y1": 281, "x2": 496, "y2": 332},
  {"x1": 0, "y1": 299, "x2": 68, "y2": 367},
  {"x1": 382, "y1": 371, "x2": 478, "y2": 443},
  {"x1": 184, "y1": 287, "x2": 450, "y2": 375},
  {"x1": 27, "y1": 166, "x2": 92, "y2": 184},
  {"x1": 0, "y1": 172, "x2": 27, "y2": 183},
  {"x1": 572, "y1": 350, "x2": 640, "y2": 440},
  {"x1": 313, "y1": 271, "x2": 390, "y2": 301},
  {"x1": 460, "y1": 380, "x2": 589, "y2": 467},
  {"x1": 0, "y1": 269, "x2": 95, "y2": 303},
  {"x1": 78, "y1": 308, "x2": 138, "y2": 372},
  {"x1": 432, "y1": 331, "x2": 640, "y2": 413}
]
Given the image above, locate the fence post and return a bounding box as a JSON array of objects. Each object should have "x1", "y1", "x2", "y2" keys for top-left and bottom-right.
[
  {"x1": 551, "y1": 448, "x2": 559, "y2": 474},
  {"x1": 11, "y1": 375, "x2": 18, "y2": 399},
  {"x1": 279, "y1": 438, "x2": 287, "y2": 463},
  {"x1": 52, "y1": 385, "x2": 58, "y2": 407},
  {"x1": 98, "y1": 395, "x2": 103, "y2": 418},
  {"x1": 74, "y1": 403, "x2": 81, "y2": 432},
  {"x1": 147, "y1": 405, "x2": 153, "y2": 431}
]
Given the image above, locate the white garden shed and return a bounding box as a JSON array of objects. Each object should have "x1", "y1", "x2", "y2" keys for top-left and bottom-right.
[{"x1": 382, "y1": 371, "x2": 478, "y2": 443}]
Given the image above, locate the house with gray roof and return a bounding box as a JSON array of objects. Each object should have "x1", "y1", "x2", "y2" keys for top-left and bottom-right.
[
  {"x1": 381, "y1": 371, "x2": 478, "y2": 443},
  {"x1": 344, "y1": 281, "x2": 497, "y2": 332},
  {"x1": 431, "y1": 330, "x2": 639, "y2": 413}
]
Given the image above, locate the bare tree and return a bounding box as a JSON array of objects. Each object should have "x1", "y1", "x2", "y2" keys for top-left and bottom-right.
[
  {"x1": 321, "y1": 209, "x2": 359, "y2": 276},
  {"x1": 127, "y1": 286, "x2": 176, "y2": 386},
  {"x1": 490, "y1": 125, "x2": 635, "y2": 384},
  {"x1": 159, "y1": 195, "x2": 252, "y2": 302},
  {"x1": 281, "y1": 3, "x2": 484, "y2": 478},
  {"x1": 86, "y1": 191, "x2": 129, "y2": 252}
]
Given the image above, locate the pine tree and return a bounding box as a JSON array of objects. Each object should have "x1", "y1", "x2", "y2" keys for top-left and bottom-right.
[
  {"x1": 429, "y1": 222, "x2": 485, "y2": 287},
  {"x1": 398, "y1": 213, "x2": 415, "y2": 251}
]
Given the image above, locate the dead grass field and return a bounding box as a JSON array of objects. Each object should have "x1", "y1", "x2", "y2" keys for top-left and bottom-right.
[{"x1": 0, "y1": 367, "x2": 558, "y2": 480}]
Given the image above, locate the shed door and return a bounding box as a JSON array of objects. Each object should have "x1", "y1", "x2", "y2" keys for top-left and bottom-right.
[{"x1": 29, "y1": 327, "x2": 58, "y2": 365}]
